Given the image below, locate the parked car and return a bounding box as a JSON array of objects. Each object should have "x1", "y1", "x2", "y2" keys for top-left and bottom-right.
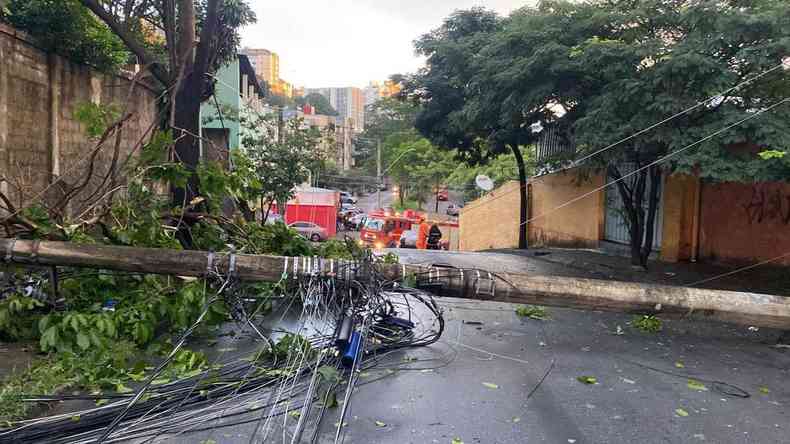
[
  {"x1": 399, "y1": 228, "x2": 418, "y2": 248},
  {"x1": 349, "y1": 213, "x2": 367, "y2": 231},
  {"x1": 446, "y1": 204, "x2": 463, "y2": 216},
  {"x1": 340, "y1": 194, "x2": 357, "y2": 205},
  {"x1": 341, "y1": 203, "x2": 361, "y2": 214},
  {"x1": 288, "y1": 221, "x2": 327, "y2": 242},
  {"x1": 437, "y1": 186, "x2": 449, "y2": 201}
]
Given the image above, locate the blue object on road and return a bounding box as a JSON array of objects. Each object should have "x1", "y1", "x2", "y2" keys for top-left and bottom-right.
[{"x1": 342, "y1": 331, "x2": 362, "y2": 368}]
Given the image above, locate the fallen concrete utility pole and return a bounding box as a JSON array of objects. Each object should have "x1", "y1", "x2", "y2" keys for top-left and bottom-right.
[{"x1": 1, "y1": 239, "x2": 789, "y2": 330}]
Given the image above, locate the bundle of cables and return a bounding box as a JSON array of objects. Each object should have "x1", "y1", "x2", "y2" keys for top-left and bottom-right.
[{"x1": 0, "y1": 250, "x2": 446, "y2": 444}]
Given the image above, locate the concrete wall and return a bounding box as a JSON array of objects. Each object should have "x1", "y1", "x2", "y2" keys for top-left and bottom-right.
[
  {"x1": 459, "y1": 180, "x2": 521, "y2": 251},
  {"x1": 699, "y1": 181, "x2": 790, "y2": 266},
  {"x1": 0, "y1": 24, "x2": 158, "y2": 213},
  {"x1": 528, "y1": 169, "x2": 605, "y2": 249}
]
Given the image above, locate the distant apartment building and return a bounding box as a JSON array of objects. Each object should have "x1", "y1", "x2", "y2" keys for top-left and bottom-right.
[
  {"x1": 241, "y1": 47, "x2": 280, "y2": 90},
  {"x1": 272, "y1": 78, "x2": 293, "y2": 98},
  {"x1": 304, "y1": 87, "x2": 365, "y2": 132},
  {"x1": 363, "y1": 80, "x2": 402, "y2": 106}
]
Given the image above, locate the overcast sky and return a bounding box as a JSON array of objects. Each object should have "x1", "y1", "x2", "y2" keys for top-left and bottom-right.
[{"x1": 240, "y1": 0, "x2": 530, "y2": 89}]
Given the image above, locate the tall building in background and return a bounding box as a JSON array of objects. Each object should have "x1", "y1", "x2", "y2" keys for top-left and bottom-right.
[
  {"x1": 240, "y1": 47, "x2": 280, "y2": 90},
  {"x1": 305, "y1": 87, "x2": 364, "y2": 132},
  {"x1": 364, "y1": 81, "x2": 381, "y2": 106},
  {"x1": 363, "y1": 80, "x2": 402, "y2": 106}
]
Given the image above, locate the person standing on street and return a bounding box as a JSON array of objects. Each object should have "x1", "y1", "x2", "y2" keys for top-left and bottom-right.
[{"x1": 416, "y1": 216, "x2": 430, "y2": 249}]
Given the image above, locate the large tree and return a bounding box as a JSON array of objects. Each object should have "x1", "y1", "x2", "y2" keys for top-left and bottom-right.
[
  {"x1": 406, "y1": 1, "x2": 790, "y2": 264},
  {"x1": 489, "y1": 0, "x2": 790, "y2": 267},
  {"x1": 401, "y1": 8, "x2": 537, "y2": 248},
  {"x1": 78, "y1": 0, "x2": 255, "y2": 206},
  {"x1": 2, "y1": 0, "x2": 130, "y2": 71},
  {"x1": 355, "y1": 97, "x2": 420, "y2": 175}
]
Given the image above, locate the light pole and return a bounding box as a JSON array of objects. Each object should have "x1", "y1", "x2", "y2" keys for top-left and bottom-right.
[
  {"x1": 376, "y1": 139, "x2": 382, "y2": 209},
  {"x1": 377, "y1": 146, "x2": 416, "y2": 210}
]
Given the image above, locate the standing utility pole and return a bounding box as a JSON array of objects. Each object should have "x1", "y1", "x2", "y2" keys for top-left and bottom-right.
[
  {"x1": 434, "y1": 178, "x2": 440, "y2": 213},
  {"x1": 376, "y1": 139, "x2": 382, "y2": 209}
]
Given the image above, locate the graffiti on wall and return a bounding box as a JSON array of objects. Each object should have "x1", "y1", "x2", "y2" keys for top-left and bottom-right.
[{"x1": 743, "y1": 185, "x2": 790, "y2": 225}]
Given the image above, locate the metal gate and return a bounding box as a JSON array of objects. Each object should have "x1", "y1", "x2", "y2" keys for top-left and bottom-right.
[{"x1": 604, "y1": 164, "x2": 663, "y2": 249}]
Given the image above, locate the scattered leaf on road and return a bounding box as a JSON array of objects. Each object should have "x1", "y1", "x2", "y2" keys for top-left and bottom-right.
[
  {"x1": 288, "y1": 411, "x2": 301, "y2": 418},
  {"x1": 759, "y1": 386, "x2": 770, "y2": 394},
  {"x1": 674, "y1": 361, "x2": 685, "y2": 368},
  {"x1": 482, "y1": 382, "x2": 499, "y2": 389},
  {"x1": 515, "y1": 305, "x2": 549, "y2": 320},
  {"x1": 452, "y1": 438, "x2": 464, "y2": 444},
  {"x1": 675, "y1": 408, "x2": 689, "y2": 417},
  {"x1": 577, "y1": 376, "x2": 597, "y2": 384},
  {"x1": 687, "y1": 380, "x2": 708, "y2": 391},
  {"x1": 334, "y1": 422, "x2": 348, "y2": 428},
  {"x1": 375, "y1": 420, "x2": 386, "y2": 427},
  {"x1": 512, "y1": 416, "x2": 521, "y2": 423}
]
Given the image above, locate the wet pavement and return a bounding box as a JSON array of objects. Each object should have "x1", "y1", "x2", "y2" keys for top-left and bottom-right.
[
  {"x1": 167, "y1": 248, "x2": 790, "y2": 444},
  {"x1": 172, "y1": 295, "x2": 789, "y2": 444},
  {"x1": 4, "y1": 248, "x2": 789, "y2": 443}
]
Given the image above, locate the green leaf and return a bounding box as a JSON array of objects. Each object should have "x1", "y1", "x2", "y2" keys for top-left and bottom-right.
[
  {"x1": 482, "y1": 382, "x2": 499, "y2": 389},
  {"x1": 675, "y1": 408, "x2": 689, "y2": 417},
  {"x1": 515, "y1": 305, "x2": 549, "y2": 320},
  {"x1": 115, "y1": 383, "x2": 133, "y2": 394},
  {"x1": 674, "y1": 361, "x2": 685, "y2": 369},
  {"x1": 76, "y1": 332, "x2": 91, "y2": 350},
  {"x1": 452, "y1": 438, "x2": 464, "y2": 444},
  {"x1": 40, "y1": 325, "x2": 59, "y2": 351},
  {"x1": 687, "y1": 380, "x2": 707, "y2": 391},
  {"x1": 577, "y1": 376, "x2": 597, "y2": 385},
  {"x1": 759, "y1": 386, "x2": 770, "y2": 394},
  {"x1": 375, "y1": 420, "x2": 386, "y2": 427}
]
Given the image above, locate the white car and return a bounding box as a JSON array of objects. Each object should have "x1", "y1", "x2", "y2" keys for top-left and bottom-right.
[
  {"x1": 288, "y1": 221, "x2": 327, "y2": 242},
  {"x1": 446, "y1": 204, "x2": 463, "y2": 216}
]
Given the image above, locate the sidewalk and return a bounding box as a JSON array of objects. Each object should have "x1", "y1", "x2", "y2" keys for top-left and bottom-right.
[{"x1": 495, "y1": 248, "x2": 790, "y2": 297}]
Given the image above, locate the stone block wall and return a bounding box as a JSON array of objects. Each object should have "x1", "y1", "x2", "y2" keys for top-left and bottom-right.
[{"x1": 0, "y1": 23, "x2": 158, "y2": 215}]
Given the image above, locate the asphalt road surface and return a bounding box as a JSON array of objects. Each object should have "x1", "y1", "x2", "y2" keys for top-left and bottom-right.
[
  {"x1": 170, "y1": 250, "x2": 789, "y2": 444},
  {"x1": 356, "y1": 189, "x2": 460, "y2": 217}
]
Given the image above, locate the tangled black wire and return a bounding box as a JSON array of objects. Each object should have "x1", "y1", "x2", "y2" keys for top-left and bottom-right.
[{"x1": 0, "y1": 245, "x2": 446, "y2": 444}]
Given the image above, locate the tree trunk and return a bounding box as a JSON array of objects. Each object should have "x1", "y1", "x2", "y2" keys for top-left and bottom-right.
[
  {"x1": 640, "y1": 166, "x2": 662, "y2": 266},
  {"x1": 171, "y1": 72, "x2": 203, "y2": 208},
  {"x1": 510, "y1": 144, "x2": 528, "y2": 249},
  {"x1": 237, "y1": 198, "x2": 255, "y2": 222}
]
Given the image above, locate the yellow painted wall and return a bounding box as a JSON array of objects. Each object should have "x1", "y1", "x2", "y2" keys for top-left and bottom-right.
[
  {"x1": 659, "y1": 173, "x2": 698, "y2": 262},
  {"x1": 459, "y1": 181, "x2": 521, "y2": 251},
  {"x1": 528, "y1": 169, "x2": 605, "y2": 249}
]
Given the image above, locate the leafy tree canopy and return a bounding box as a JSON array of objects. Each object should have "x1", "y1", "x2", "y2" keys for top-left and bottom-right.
[
  {"x1": 2, "y1": 0, "x2": 129, "y2": 71},
  {"x1": 355, "y1": 97, "x2": 420, "y2": 175}
]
